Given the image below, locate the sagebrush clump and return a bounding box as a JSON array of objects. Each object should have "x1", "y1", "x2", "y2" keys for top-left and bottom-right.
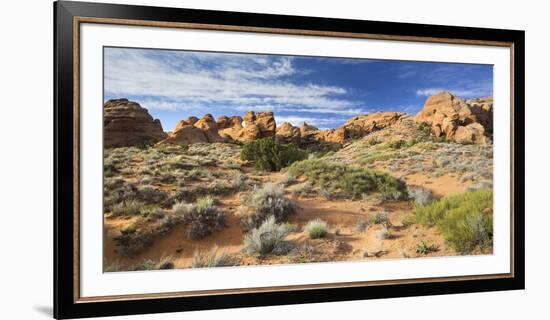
[
  {"x1": 173, "y1": 196, "x2": 226, "y2": 240},
  {"x1": 243, "y1": 216, "x2": 294, "y2": 256},
  {"x1": 190, "y1": 246, "x2": 238, "y2": 268},
  {"x1": 239, "y1": 183, "x2": 294, "y2": 231},
  {"x1": 407, "y1": 185, "x2": 435, "y2": 206}
]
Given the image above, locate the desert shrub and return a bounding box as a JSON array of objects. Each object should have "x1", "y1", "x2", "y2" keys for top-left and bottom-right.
[
  {"x1": 138, "y1": 186, "x2": 167, "y2": 204},
  {"x1": 467, "y1": 180, "x2": 493, "y2": 192},
  {"x1": 398, "y1": 247, "x2": 411, "y2": 258},
  {"x1": 104, "y1": 162, "x2": 119, "y2": 177},
  {"x1": 387, "y1": 139, "x2": 407, "y2": 150},
  {"x1": 104, "y1": 178, "x2": 125, "y2": 191},
  {"x1": 229, "y1": 171, "x2": 248, "y2": 190},
  {"x1": 133, "y1": 256, "x2": 174, "y2": 271},
  {"x1": 407, "y1": 185, "x2": 435, "y2": 206},
  {"x1": 156, "y1": 255, "x2": 175, "y2": 270},
  {"x1": 368, "y1": 138, "x2": 381, "y2": 146},
  {"x1": 243, "y1": 216, "x2": 293, "y2": 256},
  {"x1": 288, "y1": 160, "x2": 407, "y2": 200},
  {"x1": 367, "y1": 212, "x2": 390, "y2": 226},
  {"x1": 120, "y1": 217, "x2": 146, "y2": 235},
  {"x1": 208, "y1": 180, "x2": 233, "y2": 195},
  {"x1": 110, "y1": 200, "x2": 144, "y2": 217},
  {"x1": 319, "y1": 187, "x2": 333, "y2": 200},
  {"x1": 277, "y1": 173, "x2": 297, "y2": 186},
  {"x1": 417, "y1": 122, "x2": 431, "y2": 137},
  {"x1": 241, "y1": 138, "x2": 307, "y2": 171},
  {"x1": 305, "y1": 219, "x2": 328, "y2": 239},
  {"x1": 239, "y1": 183, "x2": 294, "y2": 231},
  {"x1": 143, "y1": 207, "x2": 166, "y2": 221},
  {"x1": 400, "y1": 214, "x2": 416, "y2": 228},
  {"x1": 158, "y1": 173, "x2": 176, "y2": 184},
  {"x1": 289, "y1": 243, "x2": 315, "y2": 263},
  {"x1": 139, "y1": 176, "x2": 155, "y2": 185},
  {"x1": 104, "y1": 183, "x2": 140, "y2": 209},
  {"x1": 190, "y1": 246, "x2": 238, "y2": 268},
  {"x1": 413, "y1": 189, "x2": 493, "y2": 253},
  {"x1": 113, "y1": 231, "x2": 154, "y2": 256},
  {"x1": 439, "y1": 209, "x2": 492, "y2": 253},
  {"x1": 415, "y1": 241, "x2": 439, "y2": 255},
  {"x1": 133, "y1": 260, "x2": 157, "y2": 271},
  {"x1": 355, "y1": 220, "x2": 368, "y2": 233},
  {"x1": 290, "y1": 182, "x2": 313, "y2": 197},
  {"x1": 173, "y1": 196, "x2": 226, "y2": 240}
]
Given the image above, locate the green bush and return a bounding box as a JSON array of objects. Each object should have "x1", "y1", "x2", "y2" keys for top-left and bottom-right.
[
  {"x1": 418, "y1": 122, "x2": 431, "y2": 137},
  {"x1": 413, "y1": 189, "x2": 493, "y2": 253},
  {"x1": 387, "y1": 139, "x2": 407, "y2": 150},
  {"x1": 305, "y1": 219, "x2": 328, "y2": 239},
  {"x1": 287, "y1": 160, "x2": 407, "y2": 200},
  {"x1": 241, "y1": 138, "x2": 307, "y2": 171}
]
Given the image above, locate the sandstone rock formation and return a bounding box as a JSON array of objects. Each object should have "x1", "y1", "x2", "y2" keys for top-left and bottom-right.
[
  {"x1": 275, "y1": 122, "x2": 301, "y2": 144},
  {"x1": 414, "y1": 91, "x2": 493, "y2": 144},
  {"x1": 161, "y1": 123, "x2": 208, "y2": 145},
  {"x1": 218, "y1": 111, "x2": 276, "y2": 143},
  {"x1": 193, "y1": 114, "x2": 225, "y2": 142},
  {"x1": 216, "y1": 115, "x2": 243, "y2": 129},
  {"x1": 244, "y1": 111, "x2": 276, "y2": 138},
  {"x1": 159, "y1": 112, "x2": 278, "y2": 145},
  {"x1": 105, "y1": 93, "x2": 494, "y2": 149},
  {"x1": 341, "y1": 112, "x2": 407, "y2": 140},
  {"x1": 186, "y1": 116, "x2": 199, "y2": 125},
  {"x1": 103, "y1": 99, "x2": 167, "y2": 148},
  {"x1": 174, "y1": 120, "x2": 190, "y2": 132},
  {"x1": 298, "y1": 113, "x2": 406, "y2": 147}
]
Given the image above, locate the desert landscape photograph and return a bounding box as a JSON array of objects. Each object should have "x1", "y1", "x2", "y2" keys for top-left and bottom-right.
[{"x1": 102, "y1": 47, "x2": 494, "y2": 272}]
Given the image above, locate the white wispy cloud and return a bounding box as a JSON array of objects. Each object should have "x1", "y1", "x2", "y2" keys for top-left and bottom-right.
[
  {"x1": 415, "y1": 87, "x2": 492, "y2": 98},
  {"x1": 274, "y1": 115, "x2": 346, "y2": 128},
  {"x1": 104, "y1": 48, "x2": 364, "y2": 115}
]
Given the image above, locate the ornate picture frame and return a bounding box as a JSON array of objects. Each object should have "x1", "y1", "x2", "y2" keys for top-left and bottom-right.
[{"x1": 54, "y1": 1, "x2": 524, "y2": 318}]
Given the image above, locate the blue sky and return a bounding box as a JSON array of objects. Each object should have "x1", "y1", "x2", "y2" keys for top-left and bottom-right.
[{"x1": 104, "y1": 47, "x2": 493, "y2": 131}]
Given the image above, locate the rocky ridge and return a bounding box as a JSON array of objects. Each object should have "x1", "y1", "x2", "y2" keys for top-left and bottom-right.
[{"x1": 104, "y1": 92, "x2": 493, "y2": 148}]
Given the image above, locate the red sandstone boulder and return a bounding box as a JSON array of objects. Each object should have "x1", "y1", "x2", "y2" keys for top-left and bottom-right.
[{"x1": 103, "y1": 99, "x2": 167, "y2": 148}]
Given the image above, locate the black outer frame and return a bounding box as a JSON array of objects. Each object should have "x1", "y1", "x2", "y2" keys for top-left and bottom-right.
[{"x1": 53, "y1": 0, "x2": 525, "y2": 318}]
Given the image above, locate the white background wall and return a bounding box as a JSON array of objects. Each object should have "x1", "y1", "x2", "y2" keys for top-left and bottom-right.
[{"x1": 0, "y1": 0, "x2": 546, "y2": 319}]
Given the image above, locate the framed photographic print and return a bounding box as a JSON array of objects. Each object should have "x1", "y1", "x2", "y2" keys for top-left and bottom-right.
[{"x1": 54, "y1": 0, "x2": 525, "y2": 318}]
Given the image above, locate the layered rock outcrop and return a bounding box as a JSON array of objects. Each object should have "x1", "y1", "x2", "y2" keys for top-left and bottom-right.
[
  {"x1": 244, "y1": 111, "x2": 276, "y2": 138},
  {"x1": 107, "y1": 92, "x2": 493, "y2": 149},
  {"x1": 159, "y1": 112, "x2": 277, "y2": 145},
  {"x1": 103, "y1": 99, "x2": 167, "y2": 148},
  {"x1": 414, "y1": 91, "x2": 493, "y2": 144},
  {"x1": 341, "y1": 112, "x2": 407, "y2": 140},
  {"x1": 275, "y1": 122, "x2": 301, "y2": 144},
  {"x1": 298, "y1": 112, "x2": 407, "y2": 147},
  {"x1": 193, "y1": 114, "x2": 224, "y2": 142}
]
